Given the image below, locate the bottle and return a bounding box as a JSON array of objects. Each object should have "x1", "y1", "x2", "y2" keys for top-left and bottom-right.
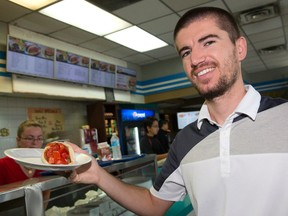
[{"x1": 111, "y1": 133, "x2": 122, "y2": 159}]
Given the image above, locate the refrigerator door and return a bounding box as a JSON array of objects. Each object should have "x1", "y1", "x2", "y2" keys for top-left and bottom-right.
[
  {"x1": 121, "y1": 122, "x2": 146, "y2": 155},
  {"x1": 124, "y1": 126, "x2": 139, "y2": 155}
]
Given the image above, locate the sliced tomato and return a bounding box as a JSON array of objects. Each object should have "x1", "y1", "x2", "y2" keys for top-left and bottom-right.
[
  {"x1": 61, "y1": 152, "x2": 69, "y2": 159},
  {"x1": 53, "y1": 151, "x2": 61, "y2": 160},
  {"x1": 48, "y1": 157, "x2": 55, "y2": 164},
  {"x1": 52, "y1": 143, "x2": 60, "y2": 151},
  {"x1": 44, "y1": 142, "x2": 71, "y2": 165}
]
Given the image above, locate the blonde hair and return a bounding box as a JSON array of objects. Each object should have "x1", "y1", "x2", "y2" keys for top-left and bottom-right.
[{"x1": 17, "y1": 120, "x2": 43, "y2": 137}]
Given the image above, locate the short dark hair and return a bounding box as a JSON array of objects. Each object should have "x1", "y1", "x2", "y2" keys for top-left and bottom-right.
[
  {"x1": 173, "y1": 7, "x2": 240, "y2": 44},
  {"x1": 142, "y1": 117, "x2": 158, "y2": 133},
  {"x1": 159, "y1": 119, "x2": 168, "y2": 128}
]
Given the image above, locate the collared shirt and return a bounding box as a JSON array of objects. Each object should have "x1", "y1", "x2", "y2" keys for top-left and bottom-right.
[
  {"x1": 197, "y1": 85, "x2": 261, "y2": 129},
  {"x1": 151, "y1": 85, "x2": 288, "y2": 216},
  {"x1": 197, "y1": 85, "x2": 261, "y2": 176}
]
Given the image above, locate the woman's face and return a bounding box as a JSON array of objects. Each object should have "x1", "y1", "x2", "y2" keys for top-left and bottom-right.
[
  {"x1": 147, "y1": 120, "x2": 159, "y2": 136},
  {"x1": 16, "y1": 126, "x2": 44, "y2": 148}
]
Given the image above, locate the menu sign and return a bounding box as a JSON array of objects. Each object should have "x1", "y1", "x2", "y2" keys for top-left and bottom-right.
[
  {"x1": 28, "y1": 107, "x2": 64, "y2": 137},
  {"x1": 7, "y1": 36, "x2": 54, "y2": 78},
  {"x1": 6, "y1": 36, "x2": 137, "y2": 92},
  {"x1": 116, "y1": 66, "x2": 137, "y2": 91},
  {"x1": 90, "y1": 59, "x2": 116, "y2": 88},
  {"x1": 55, "y1": 49, "x2": 89, "y2": 84}
]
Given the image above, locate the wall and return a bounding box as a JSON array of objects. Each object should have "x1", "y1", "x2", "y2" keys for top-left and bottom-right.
[{"x1": 0, "y1": 96, "x2": 88, "y2": 157}]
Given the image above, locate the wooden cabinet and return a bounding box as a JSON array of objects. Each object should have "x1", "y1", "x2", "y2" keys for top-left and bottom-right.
[{"x1": 87, "y1": 103, "x2": 119, "y2": 144}]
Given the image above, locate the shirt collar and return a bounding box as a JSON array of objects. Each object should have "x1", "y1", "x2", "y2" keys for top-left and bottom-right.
[{"x1": 197, "y1": 85, "x2": 261, "y2": 129}]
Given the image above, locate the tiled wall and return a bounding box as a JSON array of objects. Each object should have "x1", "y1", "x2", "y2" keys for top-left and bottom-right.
[{"x1": 0, "y1": 95, "x2": 89, "y2": 157}]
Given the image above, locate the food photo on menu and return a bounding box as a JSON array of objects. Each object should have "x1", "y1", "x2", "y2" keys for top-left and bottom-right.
[
  {"x1": 8, "y1": 36, "x2": 55, "y2": 60},
  {"x1": 68, "y1": 53, "x2": 79, "y2": 65},
  {"x1": 56, "y1": 50, "x2": 69, "y2": 63}
]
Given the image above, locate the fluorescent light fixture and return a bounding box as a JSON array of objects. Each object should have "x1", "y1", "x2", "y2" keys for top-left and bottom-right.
[
  {"x1": 9, "y1": 0, "x2": 58, "y2": 10},
  {"x1": 39, "y1": 0, "x2": 131, "y2": 36},
  {"x1": 105, "y1": 26, "x2": 168, "y2": 52}
]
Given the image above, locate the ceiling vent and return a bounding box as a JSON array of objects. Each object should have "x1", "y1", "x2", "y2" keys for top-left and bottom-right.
[
  {"x1": 88, "y1": 0, "x2": 142, "y2": 12},
  {"x1": 258, "y1": 44, "x2": 286, "y2": 55},
  {"x1": 239, "y1": 4, "x2": 278, "y2": 25}
]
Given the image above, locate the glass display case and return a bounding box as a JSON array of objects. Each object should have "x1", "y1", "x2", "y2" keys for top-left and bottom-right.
[{"x1": 0, "y1": 154, "x2": 157, "y2": 216}]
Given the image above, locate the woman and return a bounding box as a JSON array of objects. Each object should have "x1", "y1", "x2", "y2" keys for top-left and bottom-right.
[
  {"x1": 0, "y1": 120, "x2": 44, "y2": 185},
  {"x1": 140, "y1": 117, "x2": 168, "y2": 160}
]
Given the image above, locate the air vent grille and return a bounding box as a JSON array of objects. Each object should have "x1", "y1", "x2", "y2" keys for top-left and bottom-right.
[
  {"x1": 258, "y1": 44, "x2": 286, "y2": 55},
  {"x1": 87, "y1": 0, "x2": 142, "y2": 12},
  {"x1": 239, "y1": 4, "x2": 277, "y2": 25}
]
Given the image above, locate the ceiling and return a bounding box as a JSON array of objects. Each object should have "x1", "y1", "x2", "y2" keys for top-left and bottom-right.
[{"x1": 0, "y1": 0, "x2": 288, "y2": 110}]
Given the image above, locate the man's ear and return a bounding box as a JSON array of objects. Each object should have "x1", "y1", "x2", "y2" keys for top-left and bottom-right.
[{"x1": 236, "y1": 36, "x2": 247, "y2": 61}]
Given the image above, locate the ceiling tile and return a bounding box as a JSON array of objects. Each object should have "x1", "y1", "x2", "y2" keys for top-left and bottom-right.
[
  {"x1": 0, "y1": 1, "x2": 31, "y2": 22},
  {"x1": 162, "y1": 0, "x2": 214, "y2": 12},
  {"x1": 177, "y1": 0, "x2": 227, "y2": 16},
  {"x1": 247, "y1": 28, "x2": 284, "y2": 43},
  {"x1": 102, "y1": 46, "x2": 138, "y2": 59},
  {"x1": 279, "y1": 0, "x2": 288, "y2": 14},
  {"x1": 245, "y1": 48, "x2": 259, "y2": 58},
  {"x1": 145, "y1": 45, "x2": 177, "y2": 59},
  {"x1": 80, "y1": 37, "x2": 120, "y2": 52},
  {"x1": 158, "y1": 31, "x2": 174, "y2": 45},
  {"x1": 283, "y1": 14, "x2": 288, "y2": 26},
  {"x1": 224, "y1": 0, "x2": 277, "y2": 13},
  {"x1": 139, "y1": 14, "x2": 180, "y2": 36},
  {"x1": 158, "y1": 54, "x2": 179, "y2": 61},
  {"x1": 243, "y1": 55, "x2": 262, "y2": 64},
  {"x1": 243, "y1": 64, "x2": 267, "y2": 73},
  {"x1": 11, "y1": 13, "x2": 68, "y2": 34},
  {"x1": 261, "y1": 51, "x2": 288, "y2": 67},
  {"x1": 253, "y1": 37, "x2": 285, "y2": 49},
  {"x1": 123, "y1": 53, "x2": 156, "y2": 65},
  {"x1": 49, "y1": 27, "x2": 97, "y2": 45},
  {"x1": 241, "y1": 16, "x2": 282, "y2": 35},
  {"x1": 113, "y1": 0, "x2": 172, "y2": 24}
]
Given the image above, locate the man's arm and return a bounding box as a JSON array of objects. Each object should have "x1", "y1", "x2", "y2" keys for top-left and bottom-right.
[{"x1": 69, "y1": 144, "x2": 173, "y2": 216}]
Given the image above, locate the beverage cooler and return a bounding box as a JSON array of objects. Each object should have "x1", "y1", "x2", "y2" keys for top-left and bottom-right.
[{"x1": 118, "y1": 109, "x2": 155, "y2": 155}]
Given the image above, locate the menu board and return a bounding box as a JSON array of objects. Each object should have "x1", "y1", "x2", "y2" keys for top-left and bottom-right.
[
  {"x1": 28, "y1": 107, "x2": 64, "y2": 137},
  {"x1": 55, "y1": 49, "x2": 89, "y2": 84},
  {"x1": 6, "y1": 36, "x2": 137, "y2": 91},
  {"x1": 7, "y1": 36, "x2": 54, "y2": 78},
  {"x1": 116, "y1": 66, "x2": 137, "y2": 91},
  {"x1": 90, "y1": 59, "x2": 116, "y2": 88}
]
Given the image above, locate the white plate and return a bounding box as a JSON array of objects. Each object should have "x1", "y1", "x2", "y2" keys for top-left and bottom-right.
[{"x1": 4, "y1": 148, "x2": 91, "y2": 171}]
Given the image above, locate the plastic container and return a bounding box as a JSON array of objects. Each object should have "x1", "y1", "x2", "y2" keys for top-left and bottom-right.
[
  {"x1": 97, "y1": 142, "x2": 112, "y2": 161},
  {"x1": 110, "y1": 133, "x2": 122, "y2": 159}
]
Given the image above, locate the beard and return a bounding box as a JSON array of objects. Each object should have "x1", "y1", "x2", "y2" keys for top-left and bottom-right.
[{"x1": 193, "y1": 50, "x2": 239, "y2": 101}]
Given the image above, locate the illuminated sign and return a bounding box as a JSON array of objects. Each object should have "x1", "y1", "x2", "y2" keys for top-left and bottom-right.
[{"x1": 121, "y1": 109, "x2": 155, "y2": 122}]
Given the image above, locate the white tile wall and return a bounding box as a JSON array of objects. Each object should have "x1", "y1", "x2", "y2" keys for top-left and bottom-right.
[{"x1": 0, "y1": 96, "x2": 89, "y2": 157}]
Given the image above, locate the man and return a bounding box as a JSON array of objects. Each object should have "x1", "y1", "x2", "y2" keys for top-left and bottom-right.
[
  {"x1": 69, "y1": 7, "x2": 288, "y2": 216},
  {"x1": 140, "y1": 117, "x2": 168, "y2": 161},
  {"x1": 157, "y1": 119, "x2": 171, "y2": 152},
  {"x1": 0, "y1": 120, "x2": 44, "y2": 185}
]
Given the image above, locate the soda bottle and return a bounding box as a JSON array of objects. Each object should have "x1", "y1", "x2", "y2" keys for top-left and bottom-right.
[{"x1": 111, "y1": 133, "x2": 122, "y2": 159}]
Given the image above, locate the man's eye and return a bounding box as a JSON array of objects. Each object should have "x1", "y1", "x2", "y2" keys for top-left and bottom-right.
[
  {"x1": 181, "y1": 50, "x2": 191, "y2": 59},
  {"x1": 204, "y1": 40, "x2": 215, "y2": 46}
]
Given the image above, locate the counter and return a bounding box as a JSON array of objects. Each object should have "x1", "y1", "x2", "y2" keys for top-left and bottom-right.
[{"x1": 0, "y1": 154, "x2": 157, "y2": 216}]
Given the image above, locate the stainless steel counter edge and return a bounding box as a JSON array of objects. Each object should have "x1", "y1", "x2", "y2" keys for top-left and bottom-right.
[
  {"x1": 0, "y1": 176, "x2": 68, "y2": 203},
  {"x1": 103, "y1": 154, "x2": 157, "y2": 173},
  {"x1": 0, "y1": 154, "x2": 157, "y2": 203}
]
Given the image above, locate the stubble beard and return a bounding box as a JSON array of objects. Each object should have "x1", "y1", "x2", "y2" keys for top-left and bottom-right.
[{"x1": 193, "y1": 50, "x2": 239, "y2": 101}]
